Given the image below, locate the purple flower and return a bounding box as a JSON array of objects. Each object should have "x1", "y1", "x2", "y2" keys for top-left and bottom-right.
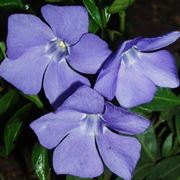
[
  {"x1": 30, "y1": 85, "x2": 150, "y2": 180},
  {"x1": 0, "y1": 5, "x2": 111, "y2": 104},
  {"x1": 94, "y1": 31, "x2": 180, "y2": 108}
]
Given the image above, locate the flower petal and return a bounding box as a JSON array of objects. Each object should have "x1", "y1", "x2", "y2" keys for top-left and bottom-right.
[
  {"x1": 103, "y1": 102, "x2": 150, "y2": 135},
  {"x1": 61, "y1": 85, "x2": 105, "y2": 114},
  {"x1": 138, "y1": 50, "x2": 179, "y2": 88},
  {"x1": 53, "y1": 127, "x2": 103, "y2": 177},
  {"x1": 41, "y1": 5, "x2": 88, "y2": 44},
  {"x1": 43, "y1": 60, "x2": 90, "y2": 105},
  {"x1": 116, "y1": 59, "x2": 156, "y2": 108},
  {"x1": 30, "y1": 109, "x2": 83, "y2": 149},
  {"x1": 0, "y1": 46, "x2": 50, "y2": 94},
  {"x1": 94, "y1": 53, "x2": 121, "y2": 100},
  {"x1": 136, "y1": 31, "x2": 180, "y2": 51},
  {"x1": 7, "y1": 14, "x2": 55, "y2": 59},
  {"x1": 68, "y1": 33, "x2": 111, "y2": 74},
  {"x1": 96, "y1": 127, "x2": 141, "y2": 180}
]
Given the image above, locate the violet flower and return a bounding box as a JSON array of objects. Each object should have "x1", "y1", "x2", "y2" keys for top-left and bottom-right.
[
  {"x1": 0, "y1": 5, "x2": 111, "y2": 104},
  {"x1": 30, "y1": 85, "x2": 150, "y2": 180},
  {"x1": 94, "y1": 31, "x2": 180, "y2": 108}
]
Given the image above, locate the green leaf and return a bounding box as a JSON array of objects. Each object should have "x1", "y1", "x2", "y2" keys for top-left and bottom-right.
[
  {"x1": 0, "y1": 42, "x2": 6, "y2": 62},
  {"x1": 133, "y1": 88, "x2": 180, "y2": 112},
  {"x1": 83, "y1": 0, "x2": 103, "y2": 27},
  {"x1": 22, "y1": 94, "x2": 44, "y2": 109},
  {"x1": 146, "y1": 155, "x2": 180, "y2": 180},
  {"x1": 89, "y1": 17, "x2": 100, "y2": 33},
  {"x1": 4, "y1": 103, "x2": 32, "y2": 155},
  {"x1": 162, "y1": 133, "x2": 173, "y2": 157},
  {"x1": 175, "y1": 112, "x2": 180, "y2": 144},
  {"x1": 0, "y1": 0, "x2": 28, "y2": 10},
  {"x1": 108, "y1": 0, "x2": 135, "y2": 14},
  {"x1": 133, "y1": 163, "x2": 154, "y2": 180},
  {"x1": 137, "y1": 127, "x2": 158, "y2": 163},
  {"x1": 0, "y1": 90, "x2": 19, "y2": 115},
  {"x1": 32, "y1": 143, "x2": 50, "y2": 180},
  {"x1": 66, "y1": 176, "x2": 92, "y2": 180}
]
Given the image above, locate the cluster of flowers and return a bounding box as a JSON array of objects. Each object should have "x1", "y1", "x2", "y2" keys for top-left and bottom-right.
[{"x1": 0, "y1": 5, "x2": 179, "y2": 180}]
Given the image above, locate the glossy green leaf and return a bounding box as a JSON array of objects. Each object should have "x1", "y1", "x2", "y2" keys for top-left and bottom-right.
[
  {"x1": 4, "y1": 103, "x2": 32, "y2": 155},
  {"x1": 162, "y1": 133, "x2": 173, "y2": 157},
  {"x1": 133, "y1": 88, "x2": 180, "y2": 112},
  {"x1": 104, "y1": 7, "x2": 111, "y2": 23},
  {"x1": 0, "y1": 0, "x2": 28, "y2": 10},
  {"x1": 147, "y1": 155, "x2": 180, "y2": 180},
  {"x1": 0, "y1": 42, "x2": 6, "y2": 62},
  {"x1": 175, "y1": 112, "x2": 180, "y2": 144},
  {"x1": 22, "y1": 94, "x2": 44, "y2": 109},
  {"x1": 32, "y1": 143, "x2": 50, "y2": 180},
  {"x1": 133, "y1": 163, "x2": 154, "y2": 180},
  {"x1": 83, "y1": 0, "x2": 102, "y2": 28},
  {"x1": 89, "y1": 17, "x2": 100, "y2": 33},
  {"x1": 0, "y1": 90, "x2": 19, "y2": 115},
  {"x1": 137, "y1": 127, "x2": 158, "y2": 163},
  {"x1": 108, "y1": 0, "x2": 135, "y2": 14}
]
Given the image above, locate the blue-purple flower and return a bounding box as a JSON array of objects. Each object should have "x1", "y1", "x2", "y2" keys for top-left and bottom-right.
[
  {"x1": 30, "y1": 85, "x2": 150, "y2": 180},
  {"x1": 94, "y1": 31, "x2": 180, "y2": 108},
  {"x1": 0, "y1": 5, "x2": 111, "y2": 104}
]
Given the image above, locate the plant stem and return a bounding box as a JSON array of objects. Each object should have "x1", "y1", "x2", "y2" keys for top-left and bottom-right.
[{"x1": 119, "y1": 10, "x2": 126, "y2": 33}]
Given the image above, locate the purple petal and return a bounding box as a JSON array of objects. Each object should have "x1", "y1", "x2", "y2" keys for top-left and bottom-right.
[
  {"x1": 68, "y1": 33, "x2": 111, "y2": 74},
  {"x1": 7, "y1": 14, "x2": 55, "y2": 59},
  {"x1": 0, "y1": 46, "x2": 50, "y2": 94},
  {"x1": 94, "y1": 53, "x2": 120, "y2": 100},
  {"x1": 41, "y1": 5, "x2": 88, "y2": 44},
  {"x1": 43, "y1": 60, "x2": 90, "y2": 104},
  {"x1": 30, "y1": 109, "x2": 83, "y2": 149},
  {"x1": 138, "y1": 50, "x2": 179, "y2": 88},
  {"x1": 96, "y1": 127, "x2": 141, "y2": 180},
  {"x1": 61, "y1": 85, "x2": 105, "y2": 114},
  {"x1": 135, "y1": 31, "x2": 180, "y2": 51},
  {"x1": 53, "y1": 127, "x2": 103, "y2": 177},
  {"x1": 116, "y1": 58, "x2": 156, "y2": 108},
  {"x1": 103, "y1": 102, "x2": 150, "y2": 135}
]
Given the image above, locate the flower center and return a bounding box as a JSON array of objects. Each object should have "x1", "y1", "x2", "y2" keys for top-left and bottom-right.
[
  {"x1": 80, "y1": 114, "x2": 103, "y2": 135},
  {"x1": 46, "y1": 39, "x2": 69, "y2": 62},
  {"x1": 122, "y1": 47, "x2": 138, "y2": 66}
]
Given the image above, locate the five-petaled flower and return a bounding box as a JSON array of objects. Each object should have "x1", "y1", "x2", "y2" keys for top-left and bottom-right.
[
  {"x1": 0, "y1": 5, "x2": 111, "y2": 104},
  {"x1": 95, "y1": 31, "x2": 180, "y2": 108},
  {"x1": 30, "y1": 85, "x2": 150, "y2": 180}
]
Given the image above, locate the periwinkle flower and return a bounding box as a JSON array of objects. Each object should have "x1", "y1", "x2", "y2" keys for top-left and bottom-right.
[
  {"x1": 94, "y1": 31, "x2": 180, "y2": 108},
  {"x1": 30, "y1": 85, "x2": 150, "y2": 180},
  {"x1": 0, "y1": 5, "x2": 111, "y2": 104}
]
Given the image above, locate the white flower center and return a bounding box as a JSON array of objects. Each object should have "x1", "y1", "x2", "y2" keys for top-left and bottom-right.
[
  {"x1": 122, "y1": 47, "x2": 138, "y2": 66},
  {"x1": 46, "y1": 39, "x2": 69, "y2": 62},
  {"x1": 80, "y1": 114, "x2": 103, "y2": 135}
]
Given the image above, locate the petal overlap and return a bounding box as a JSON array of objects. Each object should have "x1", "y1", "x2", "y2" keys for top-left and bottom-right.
[
  {"x1": 43, "y1": 60, "x2": 90, "y2": 104},
  {"x1": 68, "y1": 33, "x2": 111, "y2": 74},
  {"x1": 30, "y1": 109, "x2": 83, "y2": 149}
]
